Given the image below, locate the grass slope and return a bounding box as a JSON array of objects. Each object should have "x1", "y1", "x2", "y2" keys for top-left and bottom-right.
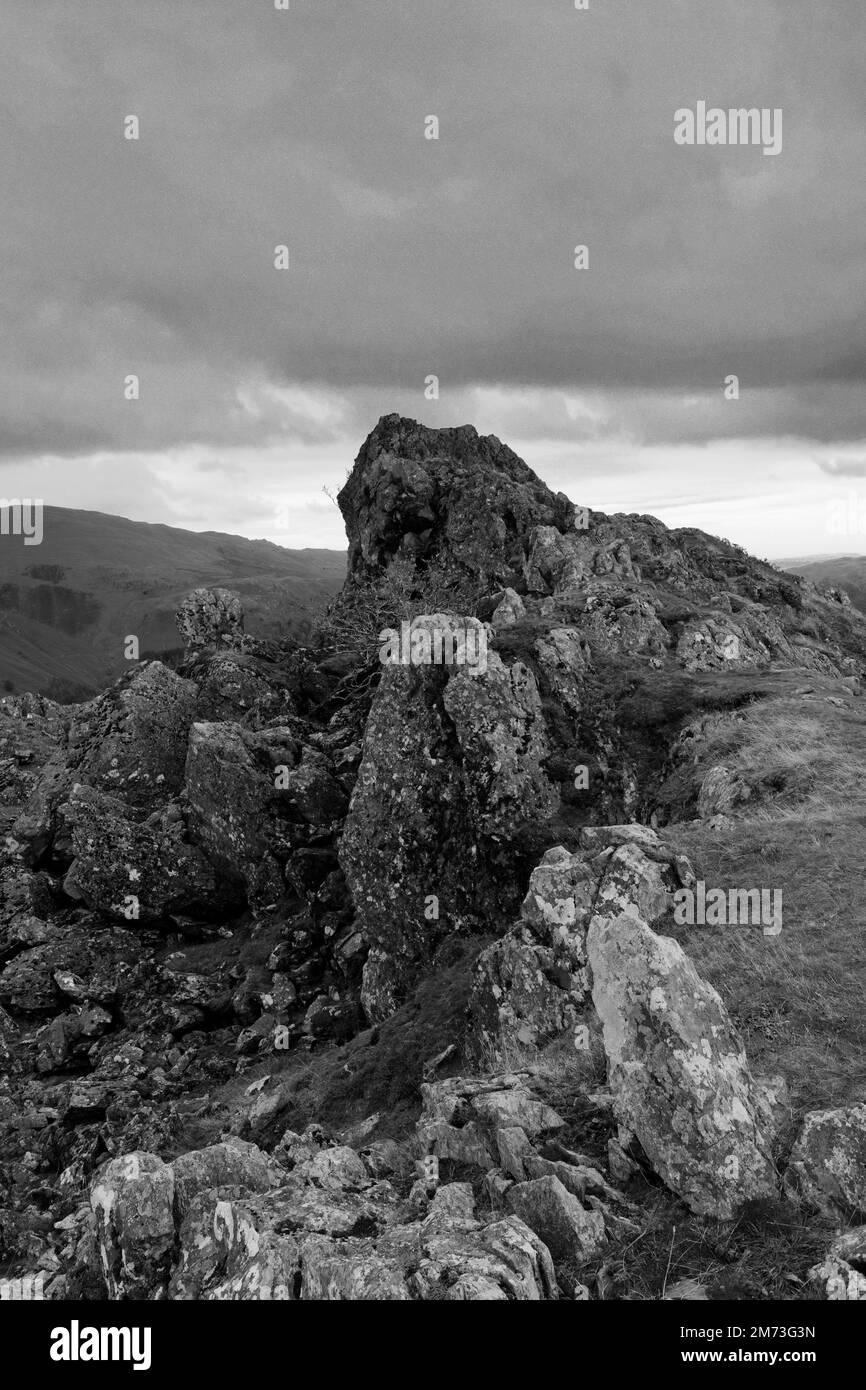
[{"x1": 0, "y1": 506, "x2": 346, "y2": 699}]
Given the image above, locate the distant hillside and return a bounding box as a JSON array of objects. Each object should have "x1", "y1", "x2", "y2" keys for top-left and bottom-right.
[
  {"x1": 0, "y1": 507, "x2": 346, "y2": 699},
  {"x1": 781, "y1": 555, "x2": 866, "y2": 617}
]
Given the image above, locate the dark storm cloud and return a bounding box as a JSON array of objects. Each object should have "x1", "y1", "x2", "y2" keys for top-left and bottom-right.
[{"x1": 0, "y1": 0, "x2": 864, "y2": 456}]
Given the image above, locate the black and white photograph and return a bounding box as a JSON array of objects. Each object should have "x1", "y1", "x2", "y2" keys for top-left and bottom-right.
[{"x1": 0, "y1": 0, "x2": 864, "y2": 1353}]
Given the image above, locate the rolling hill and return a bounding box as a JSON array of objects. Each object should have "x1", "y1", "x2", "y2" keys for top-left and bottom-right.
[
  {"x1": 781, "y1": 554, "x2": 866, "y2": 617},
  {"x1": 0, "y1": 507, "x2": 346, "y2": 700}
]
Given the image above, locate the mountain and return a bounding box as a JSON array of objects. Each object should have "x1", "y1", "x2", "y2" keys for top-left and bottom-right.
[
  {"x1": 781, "y1": 554, "x2": 866, "y2": 617},
  {"x1": 0, "y1": 507, "x2": 346, "y2": 699},
  {"x1": 1, "y1": 417, "x2": 865, "y2": 1303}
]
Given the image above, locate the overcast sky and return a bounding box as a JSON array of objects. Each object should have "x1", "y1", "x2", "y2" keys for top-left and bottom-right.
[{"x1": 1, "y1": 0, "x2": 864, "y2": 558}]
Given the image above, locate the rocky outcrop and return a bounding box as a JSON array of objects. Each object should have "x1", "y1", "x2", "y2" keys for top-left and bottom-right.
[
  {"x1": 176, "y1": 587, "x2": 244, "y2": 655},
  {"x1": 337, "y1": 415, "x2": 575, "y2": 595},
  {"x1": 467, "y1": 824, "x2": 787, "y2": 1220},
  {"x1": 11, "y1": 663, "x2": 199, "y2": 864},
  {"x1": 2, "y1": 416, "x2": 866, "y2": 1303},
  {"x1": 466, "y1": 827, "x2": 689, "y2": 1062},
  {"x1": 340, "y1": 615, "x2": 558, "y2": 1019},
  {"x1": 87, "y1": 1120, "x2": 561, "y2": 1301}
]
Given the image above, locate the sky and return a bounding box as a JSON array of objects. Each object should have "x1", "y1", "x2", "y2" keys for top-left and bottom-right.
[{"x1": 0, "y1": 0, "x2": 864, "y2": 558}]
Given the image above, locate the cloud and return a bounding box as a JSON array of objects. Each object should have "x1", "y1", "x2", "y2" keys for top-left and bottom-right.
[
  {"x1": 0, "y1": 0, "x2": 862, "y2": 464},
  {"x1": 815, "y1": 455, "x2": 866, "y2": 477}
]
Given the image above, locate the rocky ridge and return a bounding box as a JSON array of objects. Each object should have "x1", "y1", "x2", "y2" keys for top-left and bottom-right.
[{"x1": 1, "y1": 415, "x2": 865, "y2": 1300}]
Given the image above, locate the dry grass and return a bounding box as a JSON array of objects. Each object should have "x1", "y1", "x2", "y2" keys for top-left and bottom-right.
[
  {"x1": 663, "y1": 690, "x2": 866, "y2": 1114},
  {"x1": 691, "y1": 692, "x2": 866, "y2": 817},
  {"x1": 316, "y1": 553, "x2": 485, "y2": 662},
  {"x1": 570, "y1": 1194, "x2": 836, "y2": 1301}
]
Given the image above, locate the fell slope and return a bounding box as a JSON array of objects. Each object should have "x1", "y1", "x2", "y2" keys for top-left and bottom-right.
[
  {"x1": 0, "y1": 506, "x2": 346, "y2": 699},
  {"x1": 782, "y1": 555, "x2": 866, "y2": 618}
]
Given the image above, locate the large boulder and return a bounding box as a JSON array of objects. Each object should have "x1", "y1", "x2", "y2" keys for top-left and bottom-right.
[
  {"x1": 184, "y1": 721, "x2": 346, "y2": 907},
  {"x1": 62, "y1": 784, "x2": 217, "y2": 922},
  {"x1": 588, "y1": 911, "x2": 778, "y2": 1218},
  {"x1": 192, "y1": 652, "x2": 297, "y2": 726},
  {"x1": 12, "y1": 662, "x2": 199, "y2": 863},
  {"x1": 64, "y1": 662, "x2": 198, "y2": 811}
]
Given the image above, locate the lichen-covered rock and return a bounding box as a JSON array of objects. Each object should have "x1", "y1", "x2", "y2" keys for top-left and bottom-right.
[
  {"x1": 588, "y1": 911, "x2": 778, "y2": 1218},
  {"x1": 784, "y1": 1104, "x2": 866, "y2": 1218},
  {"x1": 62, "y1": 784, "x2": 218, "y2": 922},
  {"x1": 578, "y1": 592, "x2": 669, "y2": 658},
  {"x1": 809, "y1": 1228, "x2": 866, "y2": 1300},
  {"x1": 176, "y1": 587, "x2": 245, "y2": 653},
  {"x1": 533, "y1": 627, "x2": 592, "y2": 716},
  {"x1": 359, "y1": 946, "x2": 407, "y2": 1025},
  {"x1": 0, "y1": 693, "x2": 67, "y2": 840},
  {"x1": 0, "y1": 919, "x2": 145, "y2": 1016},
  {"x1": 466, "y1": 845, "x2": 596, "y2": 1060},
  {"x1": 676, "y1": 615, "x2": 777, "y2": 672},
  {"x1": 67, "y1": 662, "x2": 199, "y2": 811},
  {"x1": 170, "y1": 1190, "x2": 303, "y2": 1300},
  {"x1": 466, "y1": 830, "x2": 683, "y2": 1063},
  {"x1": 409, "y1": 1214, "x2": 558, "y2": 1300},
  {"x1": 184, "y1": 721, "x2": 347, "y2": 909},
  {"x1": 340, "y1": 625, "x2": 558, "y2": 1017},
  {"x1": 90, "y1": 1152, "x2": 176, "y2": 1299},
  {"x1": 11, "y1": 663, "x2": 199, "y2": 863},
  {"x1": 523, "y1": 527, "x2": 637, "y2": 595},
  {"x1": 184, "y1": 722, "x2": 284, "y2": 906},
  {"x1": 491, "y1": 588, "x2": 526, "y2": 630},
  {"x1": 171, "y1": 1139, "x2": 281, "y2": 1218},
  {"x1": 505, "y1": 1174, "x2": 606, "y2": 1260},
  {"x1": 442, "y1": 652, "x2": 557, "y2": 839},
  {"x1": 192, "y1": 652, "x2": 297, "y2": 726}
]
